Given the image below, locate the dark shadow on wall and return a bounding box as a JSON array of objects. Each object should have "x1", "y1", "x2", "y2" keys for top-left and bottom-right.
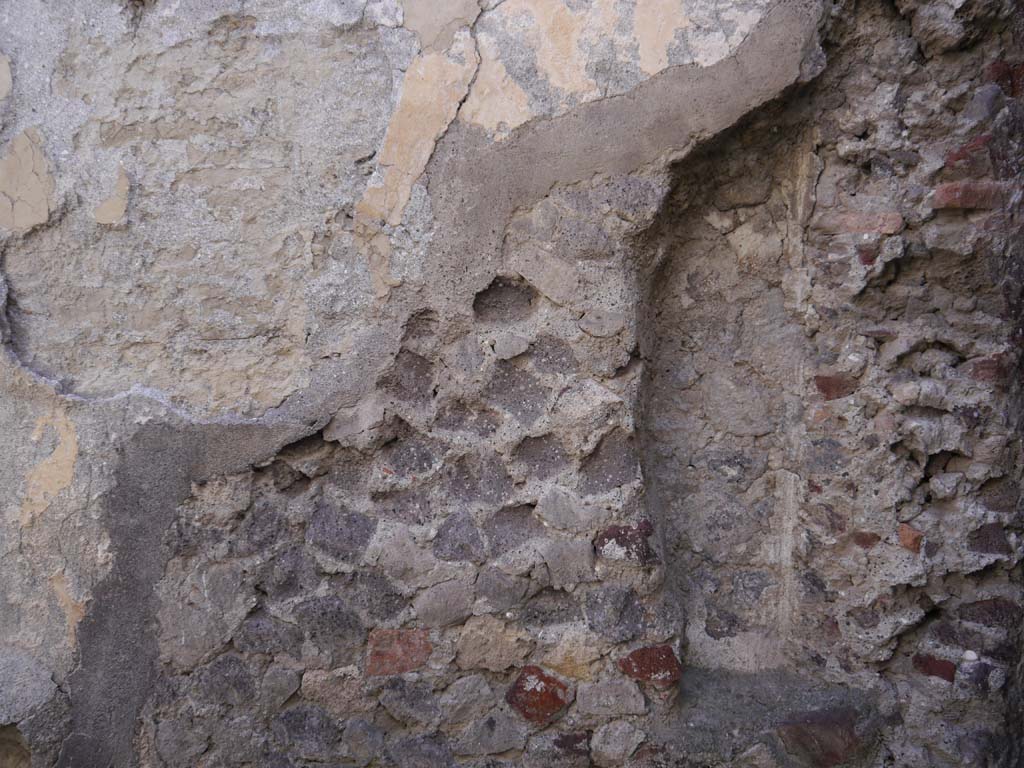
[{"x1": 0, "y1": 725, "x2": 31, "y2": 768}]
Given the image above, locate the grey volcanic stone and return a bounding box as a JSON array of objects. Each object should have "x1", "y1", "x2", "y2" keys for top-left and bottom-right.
[
  {"x1": 584, "y1": 586, "x2": 644, "y2": 642},
  {"x1": 414, "y1": 576, "x2": 476, "y2": 627},
  {"x1": 590, "y1": 720, "x2": 644, "y2": 767},
  {"x1": 379, "y1": 678, "x2": 440, "y2": 727},
  {"x1": 271, "y1": 705, "x2": 342, "y2": 762},
  {"x1": 294, "y1": 596, "x2": 366, "y2": 664},
  {"x1": 576, "y1": 679, "x2": 645, "y2": 718},
  {"x1": 434, "y1": 511, "x2": 487, "y2": 563},
  {"x1": 454, "y1": 708, "x2": 528, "y2": 755},
  {"x1": 305, "y1": 502, "x2": 377, "y2": 560},
  {"x1": 387, "y1": 734, "x2": 455, "y2": 768}
]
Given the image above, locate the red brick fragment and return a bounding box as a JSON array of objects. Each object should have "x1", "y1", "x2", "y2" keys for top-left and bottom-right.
[
  {"x1": 856, "y1": 243, "x2": 878, "y2": 265},
  {"x1": 812, "y1": 211, "x2": 904, "y2": 235},
  {"x1": 821, "y1": 617, "x2": 841, "y2": 640},
  {"x1": 851, "y1": 531, "x2": 881, "y2": 549},
  {"x1": 366, "y1": 629, "x2": 432, "y2": 676},
  {"x1": 860, "y1": 326, "x2": 896, "y2": 340},
  {"x1": 594, "y1": 520, "x2": 655, "y2": 564},
  {"x1": 506, "y1": 665, "x2": 571, "y2": 724},
  {"x1": 814, "y1": 375, "x2": 858, "y2": 401},
  {"x1": 912, "y1": 653, "x2": 956, "y2": 683},
  {"x1": 777, "y1": 707, "x2": 860, "y2": 768},
  {"x1": 985, "y1": 60, "x2": 1024, "y2": 97},
  {"x1": 945, "y1": 133, "x2": 993, "y2": 166},
  {"x1": 617, "y1": 645, "x2": 683, "y2": 688},
  {"x1": 932, "y1": 180, "x2": 1013, "y2": 210},
  {"x1": 897, "y1": 523, "x2": 923, "y2": 554},
  {"x1": 968, "y1": 354, "x2": 1009, "y2": 384}
]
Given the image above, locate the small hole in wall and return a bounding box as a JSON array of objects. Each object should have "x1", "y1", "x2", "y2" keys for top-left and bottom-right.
[
  {"x1": 472, "y1": 276, "x2": 538, "y2": 323},
  {"x1": 0, "y1": 725, "x2": 31, "y2": 768}
]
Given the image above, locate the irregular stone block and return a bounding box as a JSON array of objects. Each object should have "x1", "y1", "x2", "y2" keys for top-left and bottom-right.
[
  {"x1": 483, "y1": 360, "x2": 550, "y2": 426},
  {"x1": 512, "y1": 434, "x2": 570, "y2": 480},
  {"x1": 386, "y1": 734, "x2": 455, "y2": 768},
  {"x1": 194, "y1": 654, "x2": 255, "y2": 706},
  {"x1": 233, "y1": 611, "x2": 303, "y2": 655},
  {"x1": 542, "y1": 538, "x2": 596, "y2": 590},
  {"x1": 454, "y1": 708, "x2": 528, "y2": 755},
  {"x1": 509, "y1": 245, "x2": 581, "y2": 307},
  {"x1": 968, "y1": 522, "x2": 1012, "y2": 555},
  {"x1": 260, "y1": 664, "x2": 301, "y2": 710},
  {"x1": 578, "y1": 309, "x2": 627, "y2": 338},
  {"x1": 343, "y1": 571, "x2": 408, "y2": 622},
  {"x1": 342, "y1": 719, "x2": 384, "y2": 768},
  {"x1": 958, "y1": 597, "x2": 1023, "y2": 630},
  {"x1": 271, "y1": 705, "x2": 342, "y2": 762},
  {"x1": 294, "y1": 596, "x2": 366, "y2": 665},
  {"x1": 445, "y1": 451, "x2": 514, "y2": 507},
  {"x1": 535, "y1": 487, "x2": 607, "y2": 533},
  {"x1": 379, "y1": 677, "x2": 440, "y2": 727},
  {"x1": 528, "y1": 334, "x2": 579, "y2": 374},
  {"x1": 584, "y1": 586, "x2": 644, "y2": 643},
  {"x1": 474, "y1": 566, "x2": 530, "y2": 614},
  {"x1": 576, "y1": 678, "x2": 645, "y2": 717},
  {"x1": 414, "y1": 576, "x2": 475, "y2": 627},
  {"x1": 433, "y1": 511, "x2": 486, "y2": 563},
  {"x1": 579, "y1": 430, "x2": 639, "y2": 496},
  {"x1": 524, "y1": 730, "x2": 592, "y2": 768},
  {"x1": 483, "y1": 504, "x2": 547, "y2": 557},
  {"x1": 456, "y1": 615, "x2": 533, "y2": 671},
  {"x1": 301, "y1": 668, "x2": 374, "y2": 720},
  {"x1": 590, "y1": 720, "x2": 644, "y2": 767},
  {"x1": 810, "y1": 210, "x2": 903, "y2": 235},
  {"x1": 440, "y1": 674, "x2": 495, "y2": 725},
  {"x1": 305, "y1": 501, "x2": 376, "y2": 563},
  {"x1": 379, "y1": 350, "x2": 436, "y2": 406}
]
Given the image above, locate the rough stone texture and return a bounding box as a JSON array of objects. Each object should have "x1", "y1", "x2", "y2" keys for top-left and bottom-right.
[{"x1": 1, "y1": 0, "x2": 1022, "y2": 766}]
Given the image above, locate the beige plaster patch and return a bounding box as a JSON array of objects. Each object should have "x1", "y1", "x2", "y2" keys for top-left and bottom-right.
[
  {"x1": 401, "y1": 0, "x2": 480, "y2": 51},
  {"x1": 356, "y1": 31, "x2": 479, "y2": 296},
  {"x1": 94, "y1": 164, "x2": 130, "y2": 224},
  {"x1": 50, "y1": 571, "x2": 87, "y2": 644},
  {"x1": 19, "y1": 406, "x2": 78, "y2": 527},
  {"x1": 635, "y1": 0, "x2": 690, "y2": 75},
  {"x1": 0, "y1": 128, "x2": 55, "y2": 232},
  {"x1": 504, "y1": 0, "x2": 596, "y2": 98},
  {"x1": 459, "y1": 34, "x2": 533, "y2": 136}
]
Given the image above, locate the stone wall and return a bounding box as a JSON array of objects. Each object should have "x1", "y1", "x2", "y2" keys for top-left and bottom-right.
[{"x1": 0, "y1": 0, "x2": 1021, "y2": 767}]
